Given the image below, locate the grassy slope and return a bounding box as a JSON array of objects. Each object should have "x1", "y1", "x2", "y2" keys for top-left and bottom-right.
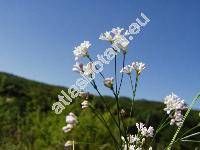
[{"x1": 0, "y1": 72, "x2": 199, "y2": 150}]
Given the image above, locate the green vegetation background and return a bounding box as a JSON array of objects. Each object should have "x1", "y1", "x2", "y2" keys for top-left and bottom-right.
[{"x1": 0, "y1": 72, "x2": 199, "y2": 150}]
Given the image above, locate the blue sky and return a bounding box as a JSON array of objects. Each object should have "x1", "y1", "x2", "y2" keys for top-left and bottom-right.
[{"x1": 0, "y1": 0, "x2": 199, "y2": 105}]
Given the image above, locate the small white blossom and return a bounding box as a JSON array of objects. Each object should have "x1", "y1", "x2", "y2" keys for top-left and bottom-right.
[
  {"x1": 99, "y1": 27, "x2": 129, "y2": 53},
  {"x1": 170, "y1": 110, "x2": 183, "y2": 127},
  {"x1": 149, "y1": 147, "x2": 153, "y2": 150},
  {"x1": 121, "y1": 109, "x2": 126, "y2": 115},
  {"x1": 122, "y1": 123, "x2": 154, "y2": 150},
  {"x1": 66, "y1": 112, "x2": 78, "y2": 125},
  {"x1": 164, "y1": 93, "x2": 187, "y2": 114},
  {"x1": 64, "y1": 141, "x2": 73, "y2": 147},
  {"x1": 120, "y1": 65, "x2": 132, "y2": 75},
  {"x1": 99, "y1": 31, "x2": 113, "y2": 42},
  {"x1": 62, "y1": 124, "x2": 74, "y2": 133},
  {"x1": 73, "y1": 41, "x2": 91, "y2": 60},
  {"x1": 104, "y1": 77, "x2": 114, "y2": 88},
  {"x1": 131, "y1": 62, "x2": 146, "y2": 75},
  {"x1": 113, "y1": 34, "x2": 129, "y2": 52},
  {"x1": 83, "y1": 62, "x2": 94, "y2": 76},
  {"x1": 164, "y1": 93, "x2": 187, "y2": 127},
  {"x1": 81, "y1": 100, "x2": 89, "y2": 109},
  {"x1": 62, "y1": 112, "x2": 78, "y2": 133},
  {"x1": 72, "y1": 62, "x2": 84, "y2": 74},
  {"x1": 136, "y1": 122, "x2": 154, "y2": 137}
]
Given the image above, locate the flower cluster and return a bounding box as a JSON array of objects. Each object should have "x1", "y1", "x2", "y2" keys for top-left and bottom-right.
[
  {"x1": 99, "y1": 27, "x2": 130, "y2": 53},
  {"x1": 122, "y1": 122, "x2": 154, "y2": 150},
  {"x1": 164, "y1": 93, "x2": 187, "y2": 126},
  {"x1": 73, "y1": 41, "x2": 91, "y2": 60},
  {"x1": 120, "y1": 62, "x2": 146, "y2": 75},
  {"x1": 62, "y1": 112, "x2": 78, "y2": 133}
]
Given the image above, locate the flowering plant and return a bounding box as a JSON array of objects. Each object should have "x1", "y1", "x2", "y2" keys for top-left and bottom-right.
[{"x1": 62, "y1": 27, "x2": 200, "y2": 150}]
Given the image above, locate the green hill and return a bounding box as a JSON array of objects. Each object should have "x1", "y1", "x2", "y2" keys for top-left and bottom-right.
[{"x1": 0, "y1": 72, "x2": 199, "y2": 150}]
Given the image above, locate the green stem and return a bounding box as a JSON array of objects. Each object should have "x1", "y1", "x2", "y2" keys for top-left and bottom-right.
[
  {"x1": 114, "y1": 55, "x2": 123, "y2": 148},
  {"x1": 129, "y1": 74, "x2": 139, "y2": 118},
  {"x1": 117, "y1": 54, "x2": 126, "y2": 95},
  {"x1": 174, "y1": 124, "x2": 200, "y2": 144},
  {"x1": 150, "y1": 117, "x2": 170, "y2": 146},
  {"x1": 91, "y1": 80, "x2": 119, "y2": 128},
  {"x1": 89, "y1": 105, "x2": 119, "y2": 150}
]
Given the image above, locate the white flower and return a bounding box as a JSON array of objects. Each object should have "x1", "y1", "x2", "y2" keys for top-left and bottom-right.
[
  {"x1": 164, "y1": 93, "x2": 187, "y2": 114},
  {"x1": 121, "y1": 109, "x2": 126, "y2": 114},
  {"x1": 131, "y1": 62, "x2": 145, "y2": 75},
  {"x1": 99, "y1": 31, "x2": 113, "y2": 42},
  {"x1": 170, "y1": 110, "x2": 183, "y2": 127},
  {"x1": 164, "y1": 93, "x2": 187, "y2": 127},
  {"x1": 136, "y1": 122, "x2": 154, "y2": 137},
  {"x1": 66, "y1": 112, "x2": 78, "y2": 125},
  {"x1": 81, "y1": 100, "x2": 89, "y2": 109},
  {"x1": 136, "y1": 122, "x2": 144, "y2": 131},
  {"x1": 72, "y1": 62, "x2": 84, "y2": 74},
  {"x1": 149, "y1": 147, "x2": 153, "y2": 150},
  {"x1": 99, "y1": 27, "x2": 129, "y2": 53},
  {"x1": 113, "y1": 34, "x2": 129, "y2": 52},
  {"x1": 122, "y1": 123, "x2": 154, "y2": 150},
  {"x1": 120, "y1": 65, "x2": 132, "y2": 75},
  {"x1": 64, "y1": 141, "x2": 73, "y2": 147},
  {"x1": 62, "y1": 124, "x2": 74, "y2": 133},
  {"x1": 104, "y1": 77, "x2": 114, "y2": 88},
  {"x1": 129, "y1": 135, "x2": 139, "y2": 144},
  {"x1": 73, "y1": 41, "x2": 91, "y2": 60},
  {"x1": 62, "y1": 113, "x2": 78, "y2": 133},
  {"x1": 83, "y1": 62, "x2": 94, "y2": 76}
]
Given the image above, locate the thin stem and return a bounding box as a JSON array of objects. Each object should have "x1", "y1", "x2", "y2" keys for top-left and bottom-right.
[
  {"x1": 114, "y1": 55, "x2": 117, "y2": 94},
  {"x1": 181, "y1": 132, "x2": 200, "y2": 140},
  {"x1": 181, "y1": 139, "x2": 200, "y2": 143},
  {"x1": 166, "y1": 93, "x2": 200, "y2": 150},
  {"x1": 89, "y1": 105, "x2": 119, "y2": 150},
  {"x1": 150, "y1": 116, "x2": 170, "y2": 146},
  {"x1": 174, "y1": 124, "x2": 200, "y2": 143},
  {"x1": 90, "y1": 80, "x2": 120, "y2": 128},
  {"x1": 111, "y1": 87, "x2": 128, "y2": 146},
  {"x1": 129, "y1": 74, "x2": 139, "y2": 118},
  {"x1": 117, "y1": 54, "x2": 126, "y2": 95},
  {"x1": 114, "y1": 55, "x2": 123, "y2": 148}
]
